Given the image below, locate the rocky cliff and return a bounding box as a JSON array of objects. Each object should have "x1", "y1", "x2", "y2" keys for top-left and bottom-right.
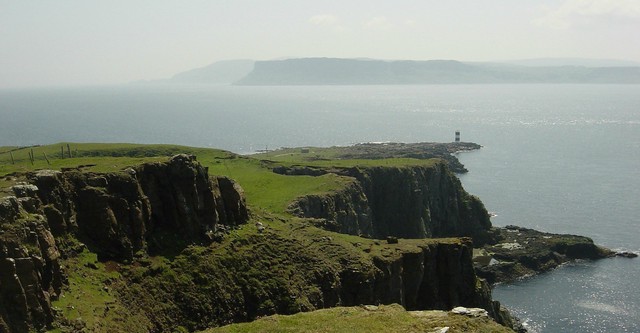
[
  {"x1": 287, "y1": 162, "x2": 492, "y2": 245},
  {"x1": 0, "y1": 154, "x2": 248, "y2": 333},
  {"x1": 0, "y1": 196, "x2": 61, "y2": 333},
  {"x1": 317, "y1": 237, "x2": 517, "y2": 328},
  {"x1": 361, "y1": 237, "x2": 514, "y2": 326}
]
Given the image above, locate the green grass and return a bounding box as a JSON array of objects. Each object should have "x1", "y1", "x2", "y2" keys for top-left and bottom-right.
[
  {"x1": 255, "y1": 146, "x2": 343, "y2": 161},
  {"x1": 256, "y1": 146, "x2": 439, "y2": 168},
  {"x1": 0, "y1": 143, "x2": 183, "y2": 175},
  {"x1": 50, "y1": 249, "x2": 117, "y2": 320},
  {"x1": 201, "y1": 304, "x2": 513, "y2": 333},
  {"x1": 206, "y1": 158, "x2": 352, "y2": 214},
  {"x1": 49, "y1": 243, "x2": 152, "y2": 333},
  {"x1": 284, "y1": 157, "x2": 438, "y2": 168}
]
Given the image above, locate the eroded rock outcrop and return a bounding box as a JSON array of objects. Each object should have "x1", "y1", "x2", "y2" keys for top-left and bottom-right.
[
  {"x1": 0, "y1": 197, "x2": 62, "y2": 333},
  {"x1": 24, "y1": 154, "x2": 248, "y2": 261},
  {"x1": 0, "y1": 154, "x2": 249, "y2": 333}
]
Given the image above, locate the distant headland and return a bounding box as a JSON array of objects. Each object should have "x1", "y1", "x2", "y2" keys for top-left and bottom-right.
[{"x1": 159, "y1": 57, "x2": 640, "y2": 86}]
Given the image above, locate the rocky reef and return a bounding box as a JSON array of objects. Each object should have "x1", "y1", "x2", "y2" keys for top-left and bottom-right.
[
  {"x1": 473, "y1": 226, "x2": 616, "y2": 284},
  {"x1": 0, "y1": 154, "x2": 248, "y2": 332}
]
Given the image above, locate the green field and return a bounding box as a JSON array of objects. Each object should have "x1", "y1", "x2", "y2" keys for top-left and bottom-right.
[{"x1": 254, "y1": 145, "x2": 441, "y2": 168}]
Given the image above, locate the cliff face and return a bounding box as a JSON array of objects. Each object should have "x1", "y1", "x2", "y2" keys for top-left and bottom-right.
[
  {"x1": 288, "y1": 180, "x2": 374, "y2": 236},
  {"x1": 0, "y1": 155, "x2": 248, "y2": 333},
  {"x1": 364, "y1": 238, "x2": 514, "y2": 327},
  {"x1": 28, "y1": 154, "x2": 248, "y2": 261},
  {"x1": 287, "y1": 162, "x2": 492, "y2": 245},
  {"x1": 280, "y1": 163, "x2": 517, "y2": 328},
  {"x1": 0, "y1": 196, "x2": 61, "y2": 333},
  {"x1": 344, "y1": 238, "x2": 486, "y2": 309}
]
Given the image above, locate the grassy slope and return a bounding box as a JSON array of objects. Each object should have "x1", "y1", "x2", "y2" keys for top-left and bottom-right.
[
  {"x1": 201, "y1": 304, "x2": 513, "y2": 333},
  {"x1": 48, "y1": 243, "x2": 152, "y2": 332}
]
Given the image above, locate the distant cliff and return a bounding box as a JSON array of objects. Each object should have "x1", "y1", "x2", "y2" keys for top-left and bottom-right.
[
  {"x1": 234, "y1": 58, "x2": 640, "y2": 85},
  {"x1": 168, "y1": 59, "x2": 255, "y2": 84}
]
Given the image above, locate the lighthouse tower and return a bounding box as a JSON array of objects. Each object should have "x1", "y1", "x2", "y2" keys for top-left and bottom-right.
[{"x1": 455, "y1": 131, "x2": 460, "y2": 142}]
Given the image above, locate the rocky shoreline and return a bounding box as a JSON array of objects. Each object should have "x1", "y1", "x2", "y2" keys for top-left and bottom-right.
[{"x1": 473, "y1": 225, "x2": 636, "y2": 285}]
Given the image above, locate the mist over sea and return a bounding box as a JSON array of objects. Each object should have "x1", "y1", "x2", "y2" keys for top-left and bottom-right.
[{"x1": 2, "y1": 84, "x2": 639, "y2": 332}]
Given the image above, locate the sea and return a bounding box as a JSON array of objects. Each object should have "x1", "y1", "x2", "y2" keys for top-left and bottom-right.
[{"x1": 1, "y1": 84, "x2": 639, "y2": 332}]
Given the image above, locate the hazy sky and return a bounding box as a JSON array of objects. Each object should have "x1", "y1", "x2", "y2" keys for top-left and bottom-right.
[{"x1": 1, "y1": 0, "x2": 639, "y2": 88}]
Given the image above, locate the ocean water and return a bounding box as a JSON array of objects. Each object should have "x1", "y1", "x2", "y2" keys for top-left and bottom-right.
[{"x1": 1, "y1": 84, "x2": 639, "y2": 332}]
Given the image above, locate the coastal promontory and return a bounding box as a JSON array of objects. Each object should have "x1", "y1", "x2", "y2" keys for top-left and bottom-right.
[{"x1": 0, "y1": 142, "x2": 623, "y2": 333}]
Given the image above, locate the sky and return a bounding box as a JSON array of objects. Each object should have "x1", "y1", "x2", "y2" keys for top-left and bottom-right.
[{"x1": 1, "y1": 0, "x2": 639, "y2": 88}]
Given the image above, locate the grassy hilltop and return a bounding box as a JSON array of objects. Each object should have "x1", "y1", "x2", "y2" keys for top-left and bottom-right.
[{"x1": 1, "y1": 143, "x2": 349, "y2": 213}]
